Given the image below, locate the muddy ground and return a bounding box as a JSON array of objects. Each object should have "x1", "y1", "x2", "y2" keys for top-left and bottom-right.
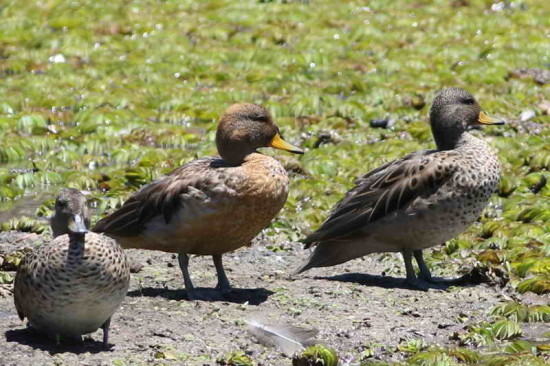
[{"x1": 0, "y1": 231, "x2": 546, "y2": 366}]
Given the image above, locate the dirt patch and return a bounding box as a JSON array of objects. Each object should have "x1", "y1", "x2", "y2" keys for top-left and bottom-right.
[{"x1": 0, "y1": 232, "x2": 538, "y2": 365}]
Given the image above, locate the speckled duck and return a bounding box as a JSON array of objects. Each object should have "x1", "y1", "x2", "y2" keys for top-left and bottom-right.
[
  {"x1": 297, "y1": 88, "x2": 504, "y2": 289},
  {"x1": 14, "y1": 188, "x2": 130, "y2": 346}
]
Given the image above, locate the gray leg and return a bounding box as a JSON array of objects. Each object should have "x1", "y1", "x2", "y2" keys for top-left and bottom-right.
[
  {"x1": 53, "y1": 333, "x2": 82, "y2": 345},
  {"x1": 101, "y1": 317, "x2": 111, "y2": 348},
  {"x1": 402, "y1": 249, "x2": 428, "y2": 290},
  {"x1": 178, "y1": 253, "x2": 196, "y2": 300},
  {"x1": 213, "y1": 254, "x2": 231, "y2": 293},
  {"x1": 414, "y1": 250, "x2": 432, "y2": 282},
  {"x1": 414, "y1": 249, "x2": 464, "y2": 285}
]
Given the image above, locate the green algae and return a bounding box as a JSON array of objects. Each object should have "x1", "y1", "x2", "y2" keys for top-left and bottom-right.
[{"x1": 293, "y1": 344, "x2": 339, "y2": 366}]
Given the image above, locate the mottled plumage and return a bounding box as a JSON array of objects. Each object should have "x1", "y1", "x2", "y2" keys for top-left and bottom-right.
[
  {"x1": 14, "y1": 189, "x2": 130, "y2": 346},
  {"x1": 298, "y1": 88, "x2": 504, "y2": 289},
  {"x1": 94, "y1": 104, "x2": 303, "y2": 299}
]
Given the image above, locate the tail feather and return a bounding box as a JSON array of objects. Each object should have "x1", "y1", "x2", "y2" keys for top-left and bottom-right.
[
  {"x1": 295, "y1": 240, "x2": 371, "y2": 274},
  {"x1": 295, "y1": 241, "x2": 338, "y2": 274},
  {"x1": 92, "y1": 201, "x2": 142, "y2": 236}
]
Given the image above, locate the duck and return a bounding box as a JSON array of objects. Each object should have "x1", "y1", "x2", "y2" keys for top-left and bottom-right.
[
  {"x1": 93, "y1": 103, "x2": 303, "y2": 299},
  {"x1": 14, "y1": 188, "x2": 130, "y2": 346},
  {"x1": 297, "y1": 88, "x2": 504, "y2": 289}
]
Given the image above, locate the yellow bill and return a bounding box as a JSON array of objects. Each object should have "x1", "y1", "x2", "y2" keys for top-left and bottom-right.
[
  {"x1": 268, "y1": 133, "x2": 304, "y2": 154},
  {"x1": 478, "y1": 111, "x2": 505, "y2": 125}
]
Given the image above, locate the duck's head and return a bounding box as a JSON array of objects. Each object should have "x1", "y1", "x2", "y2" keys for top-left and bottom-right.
[
  {"x1": 51, "y1": 188, "x2": 90, "y2": 237},
  {"x1": 216, "y1": 103, "x2": 304, "y2": 165},
  {"x1": 430, "y1": 87, "x2": 504, "y2": 150}
]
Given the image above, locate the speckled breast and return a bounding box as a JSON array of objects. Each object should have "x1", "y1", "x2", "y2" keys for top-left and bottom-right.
[{"x1": 14, "y1": 232, "x2": 130, "y2": 337}]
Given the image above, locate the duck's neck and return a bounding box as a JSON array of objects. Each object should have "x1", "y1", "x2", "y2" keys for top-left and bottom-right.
[
  {"x1": 435, "y1": 131, "x2": 477, "y2": 151},
  {"x1": 219, "y1": 146, "x2": 257, "y2": 166},
  {"x1": 68, "y1": 233, "x2": 86, "y2": 259}
]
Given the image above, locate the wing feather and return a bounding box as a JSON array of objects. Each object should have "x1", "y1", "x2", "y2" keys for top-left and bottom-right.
[
  {"x1": 304, "y1": 150, "x2": 458, "y2": 245},
  {"x1": 93, "y1": 158, "x2": 218, "y2": 237}
]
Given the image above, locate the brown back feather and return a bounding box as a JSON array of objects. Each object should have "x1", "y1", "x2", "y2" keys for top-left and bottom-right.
[{"x1": 93, "y1": 158, "x2": 214, "y2": 237}]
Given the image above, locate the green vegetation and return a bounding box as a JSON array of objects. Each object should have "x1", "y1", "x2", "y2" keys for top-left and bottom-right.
[
  {"x1": 293, "y1": 344, "x2": 339, "y2": 366},
  {"x1": 0, "y1": 0, "x2": 548, "y2": 364},
  {"x1": 216, "y1": 351, "x2": 255, "y2": 366}
]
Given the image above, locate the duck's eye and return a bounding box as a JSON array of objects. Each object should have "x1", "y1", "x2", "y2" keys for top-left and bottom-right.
[
  {"x1": 252, "y1": 114, "x2": 270, "y2": 123},
  {"x1": 462, "y1": 98, "x2": 475, "y2": 105}
]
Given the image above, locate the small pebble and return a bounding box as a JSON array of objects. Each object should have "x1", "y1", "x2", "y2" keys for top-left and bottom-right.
[
  {"x1": 370, "y1": 119, "x2": 389, "y2": 128},
  {"x1": 519, "y1": 110, "x2": 536, "y2": 122}
]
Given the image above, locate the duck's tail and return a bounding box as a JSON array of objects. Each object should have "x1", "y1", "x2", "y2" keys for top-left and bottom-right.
[{"x1": 295, "y1": 241, "x2": 353, "y2": 274}]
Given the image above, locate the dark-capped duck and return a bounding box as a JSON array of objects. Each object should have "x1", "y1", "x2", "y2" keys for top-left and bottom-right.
[
  {"x1": 14, "y1": 188, "x2": 130, "y2": 346},
  {"x1": 297, "y1": 88, "x2": 504, "y2": 290},
  {"x1": 94, "y1": 103, "x2": 303, "y2": 299}
]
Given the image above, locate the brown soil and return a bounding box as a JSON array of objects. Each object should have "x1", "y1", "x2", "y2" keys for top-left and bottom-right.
[{"x1": 0, "y1": 231, "x2": 544, "y2": 365}]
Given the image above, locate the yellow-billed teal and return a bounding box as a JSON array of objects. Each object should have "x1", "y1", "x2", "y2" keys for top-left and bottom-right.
[
  {"x1": 93, "y1": 104, "x2": 303, "y2": 299},
  {"x1": 297, "y1": 88, "x2": 504, "y2": 289},
  {"x1": 14, "y1": 188, "x2": 130, "y2": 346}
]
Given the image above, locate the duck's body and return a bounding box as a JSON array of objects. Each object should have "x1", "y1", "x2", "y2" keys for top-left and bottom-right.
[
  {"x1": 94, "y1": 104, "x2": 302, "y2": 299},
  {"x1": 14, "y1": 233, "x2": 130, "y2": 339},
  {"x1": 14, "y1": 189, "x2": 130, "y2": 345},
  {"x1": 300, "y1": 135, "x2": 500, "y2": 268},
  {"x1": 98, "y1": 153, "x2": 289, "y2": 255},
  {"x1": 298, "y1": 88, "x2": 504, "y2": 288}
]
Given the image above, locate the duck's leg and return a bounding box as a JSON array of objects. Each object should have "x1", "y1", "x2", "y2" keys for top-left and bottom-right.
[
  {"x1": 101, "y1": 317, "x2": 111, "y2": 348},
  {"x1": 402, "y1": 249, "x2": 428, "y2": 291},
  {"x1": 213, "y1": 254, "x2": 231, "y2": 294},
  {"x1": 414, "y1": 248, "x2": 465, "y2": 285},
  {"x1": 413, "y1": 250, "x2": 432, "y2": 282},
  {"x1": 178, "y1": 253, "x2": 196, "y2": 300}
]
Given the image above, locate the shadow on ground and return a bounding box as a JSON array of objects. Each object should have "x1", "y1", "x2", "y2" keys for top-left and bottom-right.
[
  {"x1": 127, "y1": 286, "x2": 274, "y2": 305},
  {"x1": 5, "y1": 328, "x2": 108, "y2": 355},
  {"x1": 318, "y1": 272, "x2": 477, "y2": 291}
]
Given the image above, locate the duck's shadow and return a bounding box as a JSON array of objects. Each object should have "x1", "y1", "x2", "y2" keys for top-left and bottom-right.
[
  {"x1": 5, "y1": 328, "x2": 107, "y2": 355},
  {"x1": 127, "y1": 287, "x2": 274, "y2": 305},
  {"x1": 318, "y1": 272, "x2": 477, "y2": 291}
]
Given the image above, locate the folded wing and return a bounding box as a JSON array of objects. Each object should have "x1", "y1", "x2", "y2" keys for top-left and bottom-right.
[
  {"x1": 303, "y1": 150, "x2": 458, "y2": 246},
  {"x1": 93, "y1": 158, "x2": 218, "y2": 237}
]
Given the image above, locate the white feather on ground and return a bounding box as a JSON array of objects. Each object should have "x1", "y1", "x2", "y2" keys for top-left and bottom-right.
[{"x1": 245, "y1": 317, "x2": 319, "y2": 357}]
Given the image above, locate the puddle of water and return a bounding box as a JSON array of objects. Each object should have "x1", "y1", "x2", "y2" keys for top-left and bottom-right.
[{"x1": 0, "y1": 191, "x2": 55, "y2": 224}]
